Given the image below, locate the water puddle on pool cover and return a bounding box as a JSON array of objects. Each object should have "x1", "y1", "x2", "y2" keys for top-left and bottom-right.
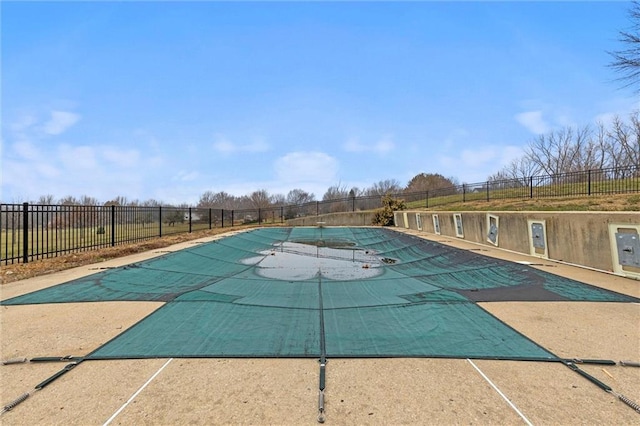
[{"x1": 241, "y1": 240, "x2": 386, "y2": 280}]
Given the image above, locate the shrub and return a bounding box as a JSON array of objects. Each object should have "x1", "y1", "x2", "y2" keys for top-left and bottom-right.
[{"x1": 372, "y1": 195, "x2": 406, "y2": 226}]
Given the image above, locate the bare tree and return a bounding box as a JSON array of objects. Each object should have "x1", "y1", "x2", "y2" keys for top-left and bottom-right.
[
  {"x1": 248, "y1": 189, "x2": 271, "y2": 209},
  {"x1": 365, "y1": 179, "x2": 403, "y2": 196},
  {"x1": 234, "y1": 195, "x2": 251, "y2": 210},
  {"x1": 525, "y1": 127, "x2": 585, "y2": 175},
  {"x1": 570, "y1": 125, "x2": 600, "y2": 171},
  {"x1": 59, "y1": 195, "x2": 79, "y2": 205},
  {"x1": 37, "y1": 194, "x2": 56, "y2": 205},
  {"x1": 270, "y1": 193, "x2": 286, "y2": 206},
  {"x1": 609, "y1": 1, "x2": 640, "y2": 92},
  {"x1": 605, "y1": 113, "x2": 640, "y2": 177},
  {"x1": 631, "y1": 111, "x2": 640, "y2": 169},
  {"x1": 286, "y1": 189, "x2": 315, "y2": 205},
  {"x1": 79, "y1": 195, "x2": 99, "y2": 206},
  {"x1": 322, "y1": 183, "x2": 350, "y2": 201},
  {"x1": 197, "y1": 191, "x2": 237, "y2": 210},
  {"x1": 321, "y1": 183, "x2": 351, "y2": 213},
  {"x1": 488, "y1": 157, "x2": 540, "y2": 185},
  {"x1": 283, "y1": 189, "x2": 316, "y2": 219},
  {"x1": 142, "y1": 199, "x2": 163, "y2": 207},
  {"x1": 197, "y1": 191, "x2": 216, "y2": 207},
  {"x1": 492, "y1": 112, "x2": 639, "y2": 183},
  {"x1": 104, "y1": 195, "x2": 129, "y2": 206},
  {"x1": 348, "y1": 187, "x2": 364, "y2": 197},
  {"x1": 593, "y1": 121, "x2": 616, "y2": 169}
]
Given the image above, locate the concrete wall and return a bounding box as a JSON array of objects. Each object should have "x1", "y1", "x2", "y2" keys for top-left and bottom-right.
[
  {"x1": 394, "y1": 210, "x2": 640, "y2": 278},
  {"x1": 287, "y1": 210, "x2": 640, "y2": 279},
  {"x1": 286, "y1": 211, "x2": 375, "y2": 227}
]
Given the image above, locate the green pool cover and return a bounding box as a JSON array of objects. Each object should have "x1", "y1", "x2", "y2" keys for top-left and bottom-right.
[{"x1": 2, "y1": 227, "x2": 636, "y2": 360}]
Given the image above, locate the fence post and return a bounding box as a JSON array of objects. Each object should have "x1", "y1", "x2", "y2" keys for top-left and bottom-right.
[
  {"x1": 159, "y1": 206, "x2": 162, "y2": 237},
  {"x1": 316, "y1": 201, "x2": 319, "y2": 216},
  {"x1": 425, "y1": 191, "x2": 429, "y2": 208},
  {"x1": 462, "y1": 185, "x2": 466, "y2": 202},
  {"x1": 352, "y1": 195, "x2": 355, "y2": 212},
  {"x1": 189, "y1": 207, "x2": 192, "y2": 233},
  {"x1": 111, "y1": 205, "x2": 115, "y2": 247},
  {"x1": 486, "y1": 183, "x2": 490, "y2": 202},
  {"x1": 231, "y1": 210, "x2": 234, "y2": 226},
  {"x1": 530, "y1": 176, "x2": 534, "y2": 199},
  {"x1": 221, "y1": 209, "x2": 224, "y2": 228},
  {"x1": 22, "y1": 202, "x2": 29, "y2": 264},
  {"x1": 208, "y1": 208, "x2": 212, "y2": 229},
  {"x1": 588, "y1": 170, "x2": 591, "y2": 195},
  {"x1": 281, "y1": 206, "x2": 284, "y2": 223}
]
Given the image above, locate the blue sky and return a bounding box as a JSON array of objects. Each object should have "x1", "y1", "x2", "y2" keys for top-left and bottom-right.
[{"x1": 2, "y1": 1, "x2": 638, "y2": 205}]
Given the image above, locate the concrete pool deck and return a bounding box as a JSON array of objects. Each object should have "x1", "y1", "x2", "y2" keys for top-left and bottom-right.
[{"x1": 1, "y1": 227, "x2": 639, "y2": 425}]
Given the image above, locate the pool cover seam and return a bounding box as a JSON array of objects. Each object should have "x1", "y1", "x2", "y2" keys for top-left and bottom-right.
[{"x1": 319, "y1": 276, "x2": 327, "y2": 362}]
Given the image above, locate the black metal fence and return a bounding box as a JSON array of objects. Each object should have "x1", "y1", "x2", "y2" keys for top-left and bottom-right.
[{"x1": 2, "y1": 164, "x2": 638, "y2": 265}]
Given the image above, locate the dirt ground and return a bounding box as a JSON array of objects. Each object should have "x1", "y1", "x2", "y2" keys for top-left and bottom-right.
[{"x1": 1, "y1": 227, "x2": 639, "y2": 425}]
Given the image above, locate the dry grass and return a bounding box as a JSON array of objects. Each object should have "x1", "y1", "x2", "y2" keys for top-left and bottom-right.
[
  {"x1": 0, "y1": 225, "x2": 261, "y2": 285},
  {"x1": 422, "y1": 193, "x2": 639, "y2": 212}
]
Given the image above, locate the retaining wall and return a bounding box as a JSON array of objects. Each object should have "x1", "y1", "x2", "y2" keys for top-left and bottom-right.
[
  {"x1": 286, "y1": 212, "x2": 375, "y2": 227},
  {"x1": 288, "y1": 210, "x2": 640, "y2": 279},
  {"x1": 396, "y1": 210, "x2": 640, "y2": 279}
]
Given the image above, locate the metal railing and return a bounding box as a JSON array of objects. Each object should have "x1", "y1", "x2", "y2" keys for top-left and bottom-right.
[{"x1": 1, "y1": 164, "x2": 638, "y2": 265}]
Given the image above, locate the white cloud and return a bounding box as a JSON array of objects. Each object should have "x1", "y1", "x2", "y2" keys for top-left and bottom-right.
[
  {"x1": 103, "y1": 147, "x2": 141, "y2": 168},
  {"x1": 12, "y1": 140, "x2": 40, "y2": 160},
  {"x1": 460, "y1": 148, "x2": 496, "y2": 167},
  {"x1": 244, "y1": 139, "x2": 270, "y2": 153},
  {"x1": 499, "y1": 145, "x2": 525, "y2": 165},
  {"x1": 173, "y1": 170, "x2": 199, "y2": 182},
  {"x1": 437, "y1": 144, "x2": 525, "y2": 183},
  {"x1": 439, "y1": 147, "x2": 498, "y2": 178},
  {"x1": 592, "y1": 96, "x2": 640, "y2": 126},
  {"x1": 459, "y1": 145, "x2": 522, "y2": 169},
  {"x1": 149, "y1": 155, "x2": 165, "y2": 167},
  {"x1": 274, "y1": 151, "x2": 339, "y2": 184},
  {"x1": 57, "y1": 144, "x2": 98, "y2": 170},
  {"x1": 442, "y1": 128, "x2": 470, "y2": 150},
  {"x1": 213, "y1": 137, "x2": 235, "y2": 153},
  {"x1": 35, "y1": 162, "x2": 61, "y2": 179},
  {"x1": 10, "y1": 113, "x2": 38, "y2": 134},
  {"x1": 594, "y1": 106, "x2": 639, "y2": 127},
  {"x1": 43, "y1": 111, "x2": 80, "y2": 135},
  {"x1": 515, "y1": 111, "x2": 549, "y2": 135},
  {"x1": 212, "y1": 135, "x2": 270, "y2": 154},
  {"x1": 1, "y1": 111, "x2": 164, "y2": 202},
  {"x1": 344, "y1": 138, "x2": 366, "y2": 152},
  {"x1": 594, "y1": 112, "x2": 617, "y2": 127},
  {"x1": 344, "y1": 136, "x2": 395, "y2": 154}
]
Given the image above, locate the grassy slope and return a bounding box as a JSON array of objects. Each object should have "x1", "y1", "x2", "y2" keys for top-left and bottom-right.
[{"x1": 407, "y1": 193, "x2": 640, "y2": 212}]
